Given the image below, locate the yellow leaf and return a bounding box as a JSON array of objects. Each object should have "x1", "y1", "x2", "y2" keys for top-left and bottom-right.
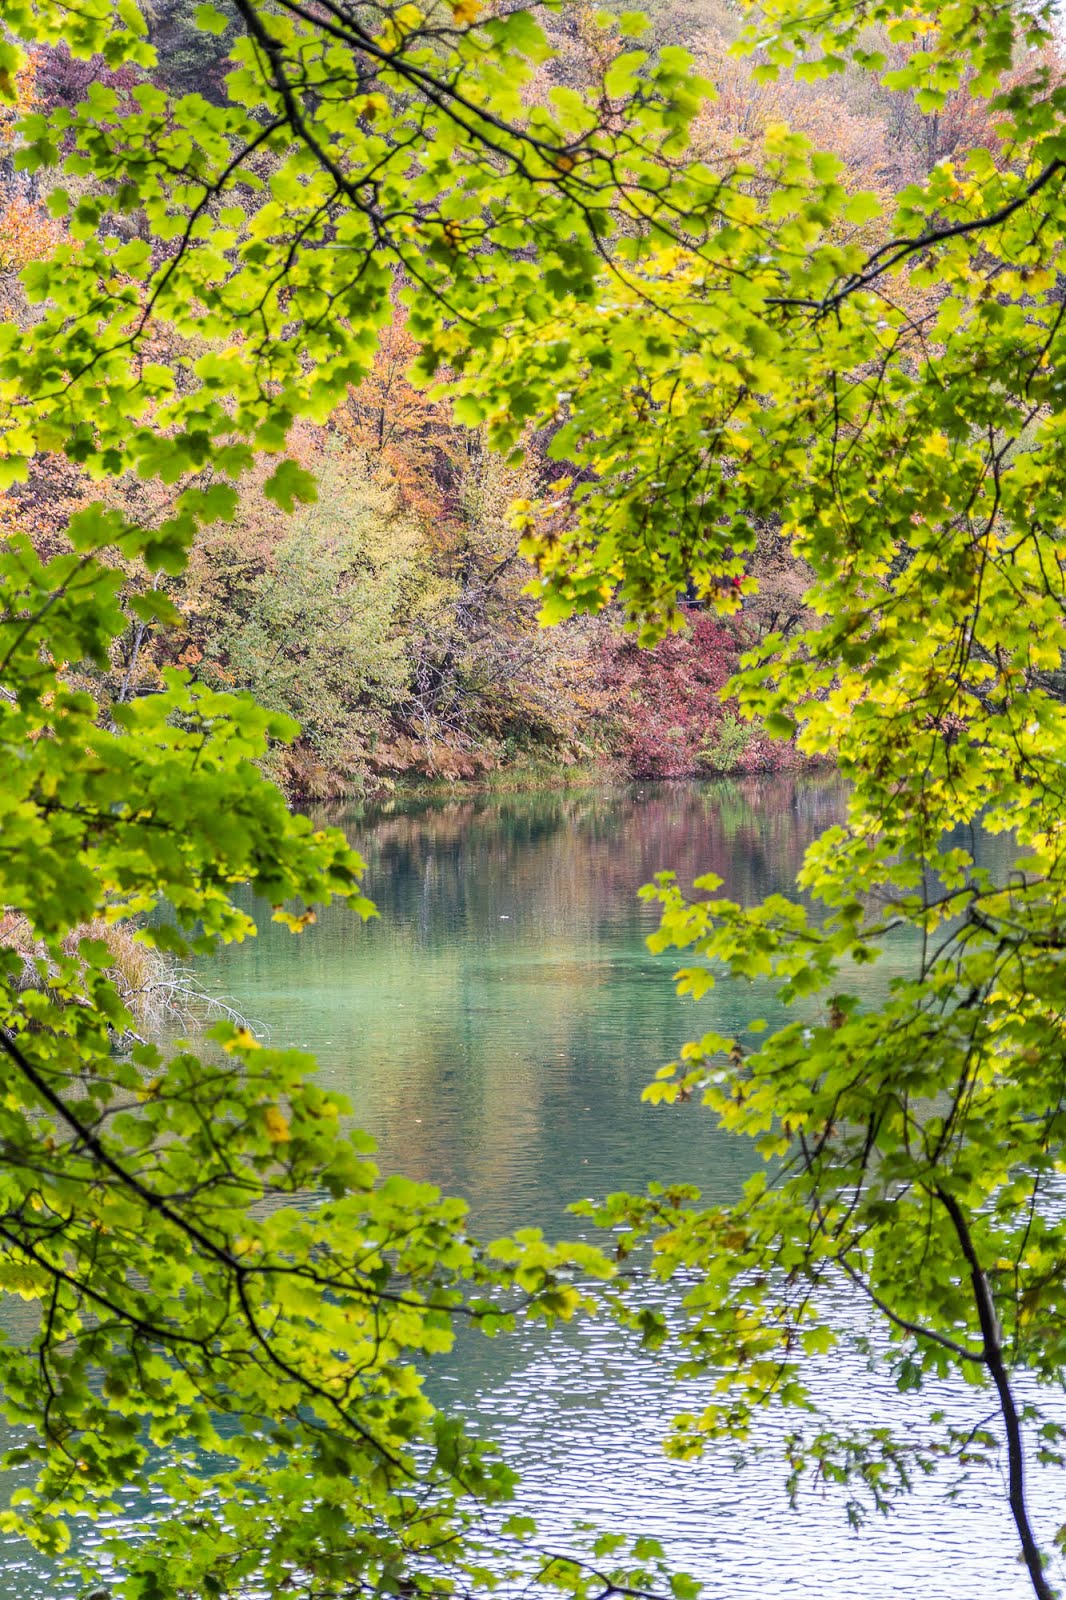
[
  {"x1": 451, "y1": 0, "x2": 481, "y2": 21},
  {"x1": 264, "y1": 1105, "x2": 291, "y2": 1143},
  {"x1": 271, "y1": 907, "x2": 317, "y2": 933},
  {"x1": 223, "y1": 1027, "x2": 261, "y2": 1053}
]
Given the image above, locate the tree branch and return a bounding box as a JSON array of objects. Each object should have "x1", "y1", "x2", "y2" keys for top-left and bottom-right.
[{"x1": 935, "y1": 1184, "x2": 1053, "y2": 1600}]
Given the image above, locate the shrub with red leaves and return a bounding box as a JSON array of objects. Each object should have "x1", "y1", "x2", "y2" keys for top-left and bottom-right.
[
  {"x1": 599, "y1": 609, "x2": 800, "y2": 778},
  {"x1": 34, "y1": 45, "x2": 139, "y2": 116}
]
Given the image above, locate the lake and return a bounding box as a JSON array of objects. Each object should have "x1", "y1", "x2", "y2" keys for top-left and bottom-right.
[{"x1": 1, "y1": 775, "x2": 1060, "y2": 1598}]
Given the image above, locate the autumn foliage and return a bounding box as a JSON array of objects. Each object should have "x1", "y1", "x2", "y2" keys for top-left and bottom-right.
[
  {"x1": 598, "y1": 610, "x2": 803, "y2": 779},
  {"x1": 0, "y1": 56, "x2": 60, "y2": 295},
  {"x1": 3, "y1": 0, "x2": 1034, "y2": 795}
]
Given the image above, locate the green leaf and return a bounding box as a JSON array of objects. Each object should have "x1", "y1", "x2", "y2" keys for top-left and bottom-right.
[
  {"x1": 193, "y1": 2, "x2": 229, "y2": 33},
  {"x1": 263, "y1": 460, "x2": 319, "y2": 512}
]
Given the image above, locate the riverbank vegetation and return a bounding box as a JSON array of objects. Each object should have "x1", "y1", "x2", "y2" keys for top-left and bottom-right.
[
  {"x1": 2, "y1": 0, "x2": 1066, "y2": 1596},
  {"x1": 0, "y1": 0, "x2": 952, "y2": 797}
]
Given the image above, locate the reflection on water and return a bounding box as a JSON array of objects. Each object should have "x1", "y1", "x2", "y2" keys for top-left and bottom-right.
[
  {"x1": 205, "y1": 774, "x2": 1057, "y2": 1599},
  {"x1": 2, "y1": 775, "x2": 1059, "y2": 1597},
  {"x1": 212, "y1": 775, "x2": 851, "y2": 1234}
]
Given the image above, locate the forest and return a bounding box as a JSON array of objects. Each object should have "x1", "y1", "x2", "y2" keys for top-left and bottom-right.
[
  {"x1": 0, "y1": 0, "x2": 966, "y2": 797},
  {"x1": 3, "y1": 0, "x2": 1066, "y2": 1597}
]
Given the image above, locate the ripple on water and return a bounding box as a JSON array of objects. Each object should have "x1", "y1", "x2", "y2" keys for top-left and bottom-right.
[{"x1": 2, "y1": 779, "x2": 1055, "y2": 1597}]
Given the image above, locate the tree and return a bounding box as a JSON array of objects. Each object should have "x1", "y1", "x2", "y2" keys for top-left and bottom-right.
[
  {"x1": 3, "y1": 0, "x2": 1066, "y2": 1595},
  {"x1": 509, "y1": 13, "x2": 1066, "y2": 1600},
  {"x1": 0, "y1": 53, "x2": 61, "y2": 301},
  {"x1": 0, "y1": 6, "x2": 707, "y2": 1595},
  {"x1": 0, "y1": 496, "x2": 663, "y2": 1600},
  {"x1": 155, "y1": 435, "x2": 445, "y2": 795},
  {"x1": 598, "y1": 610, "x2": 745, "y2": 779}
]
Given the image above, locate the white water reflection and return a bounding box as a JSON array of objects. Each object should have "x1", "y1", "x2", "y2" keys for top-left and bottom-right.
[{"x1": 441, "y1": 1311, "x2": 1060, "y2": 1600}]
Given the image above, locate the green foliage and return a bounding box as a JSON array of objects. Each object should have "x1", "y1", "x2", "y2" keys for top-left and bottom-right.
[
  {"x1": 0, "y1": 509, "x2": 645, "y2": 1597},
  {"x1": 150, "y1": 0, "x2": 240, "y2": 99},
  {"x1": 2, "y1": 0, "x2": 1066, "y2": 1592},
  {"x1": 145, "y1": 437, "x2": 604, "y2": 791},
  {"x1": 696, "y1": 711, "x2": 754, "y2": 773},
  {"x1": 180, "y1": 448, "x2": 441, "y2": 787},
  {"x1": 0, "y1": 0, "x2": 717, "y2": 491}
]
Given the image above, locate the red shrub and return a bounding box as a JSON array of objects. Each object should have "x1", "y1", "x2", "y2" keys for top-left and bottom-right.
[
  {"x1": 35, "y1": 45, "x2": 139, "y2": 115},
  {"x1": 599, "y1": 610, "x2": 800, "y2": 778}
]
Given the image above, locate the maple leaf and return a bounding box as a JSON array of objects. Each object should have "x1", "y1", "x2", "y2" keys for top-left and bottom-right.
[{"x1": 263, "y1": 1106, "x2": 292, "y2": 1144}]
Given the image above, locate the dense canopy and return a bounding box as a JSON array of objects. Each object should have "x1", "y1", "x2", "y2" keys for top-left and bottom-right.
[{"x1": 2, "y1": 0, "x2": 1066, "y2": 1594}]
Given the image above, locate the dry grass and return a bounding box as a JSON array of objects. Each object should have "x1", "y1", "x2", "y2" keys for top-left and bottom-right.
[{"x1": 0, "y1": 914, "x2": 259, "y2": 1040}]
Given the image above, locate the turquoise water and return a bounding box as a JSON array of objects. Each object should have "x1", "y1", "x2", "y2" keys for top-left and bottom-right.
[
  {"x1": 1, "y1": 775, "x2": 1059, "y2": 1598},
  {"x1": 207, "y1": 776, "x2": 838, "y2": 1233},
  {"x1": 199, "y1": 776, "x2": 1056, "y2": 1600}
]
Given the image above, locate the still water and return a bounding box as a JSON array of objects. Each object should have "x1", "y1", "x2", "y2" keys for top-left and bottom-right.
[
  {"x1": 203, "y1": 775, "x2": 1062, "y2": 1600},
  {"x1": 3, "y1": 776, "x2": 1061, "y2": 1597}
]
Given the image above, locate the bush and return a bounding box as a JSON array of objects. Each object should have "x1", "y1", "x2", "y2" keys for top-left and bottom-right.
[
  {"x1": 698, "y1": 710, "x2": 755, "y2": 772},
  {"x1": 599, "y1": 610, "x2": 740, "y2": 777}
]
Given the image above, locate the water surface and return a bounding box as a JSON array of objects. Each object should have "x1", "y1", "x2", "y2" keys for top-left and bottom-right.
[
  {"x1": 3, "y1": 775, "x2": 1059, "y2": 1599},
  {"x1": 199, "y1": 775, "x2": 1059, "y2": 1600}
]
